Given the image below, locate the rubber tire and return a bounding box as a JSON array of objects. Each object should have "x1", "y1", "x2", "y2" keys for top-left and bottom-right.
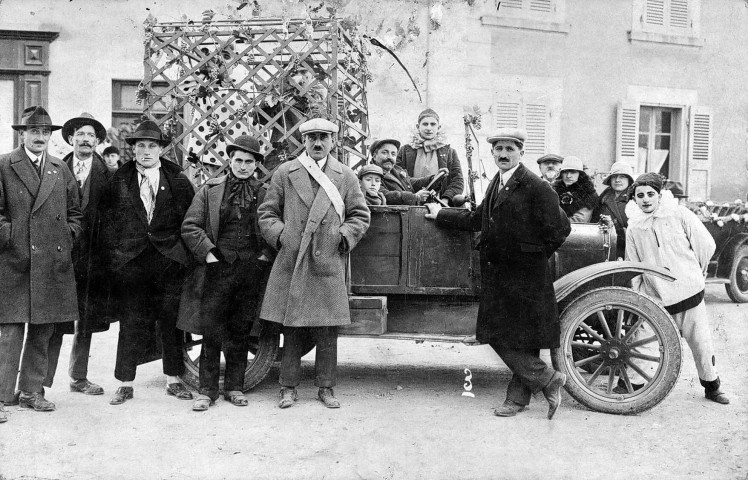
[
  {"x1": 181, "y1": 321, "x2": 280, "y2": 392},
  {"x1": 552, "y1": 287, "x2": 682, "y2": 415},
  {"x1": 725, "y1": 245, "x2": 748, "y2": 303}
]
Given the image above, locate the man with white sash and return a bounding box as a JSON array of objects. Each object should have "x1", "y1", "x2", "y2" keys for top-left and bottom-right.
[{"x1": 259, "y1": 118, "x2": 370, "y2": 409}]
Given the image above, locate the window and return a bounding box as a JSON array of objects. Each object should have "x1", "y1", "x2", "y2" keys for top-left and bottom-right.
[
  {"x1": 616, "y1": 100, "x2": 712, "y2": 200},
  {"x1": 481, "y1": 0, "x2": 569, "y2": 34},
  {"x1": 629, "y1": 0, "x2": 703, "y2": 46},
  {"x1": 111, "y1": 79, "x2": 169, "y2": 163}
]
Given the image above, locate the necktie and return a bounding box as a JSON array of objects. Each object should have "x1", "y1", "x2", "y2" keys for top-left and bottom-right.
[
  {"x1": 139, "y1": 173, "x2": 156, "y2": 223},
  {"x1": 32, "y1": 156, "x2": 41, "y2": 176}
]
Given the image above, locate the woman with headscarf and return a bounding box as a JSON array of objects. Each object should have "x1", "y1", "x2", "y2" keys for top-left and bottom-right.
[
  {"x1": 593, "y1": 161, "x2": 635, "y2": 258},
  {"x1": 552, "y1": 156, "x2": 598, "y2": 223},
  {"x1": 623, "y1": 173, "x2": 729, "y2": 404}
]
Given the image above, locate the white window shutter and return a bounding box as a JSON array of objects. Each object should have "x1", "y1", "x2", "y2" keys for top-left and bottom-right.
[
  {"x1": 669, "y1": 0, "x2": 690, "y2": 28},
  {"x1": 615, "y1": 101, "x2": 640, "y2": 172},
  {"x1": 644, "y1": 0, "x2": 666, "y2": 26},
  {"x1": 494, "y1": 91, "x2": 521, "y2": 130},
  {"x1": 523, "y1": 102, "x2": 547, "y2": 154},
  {"x1": 529, "y1": 0, "x2": 552, "y2": 13},
  {"x1": 687, "y1": 106, "x2": 712, "y2": 201}
]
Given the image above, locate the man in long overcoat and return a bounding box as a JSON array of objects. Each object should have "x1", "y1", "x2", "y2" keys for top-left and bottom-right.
[
  {"x1": 258, "y1": 118, "x2": 369, "y2": 409},
  {"x1": 46, "y1": 113, "x2": 113, "y2": 396},
  {"x1": 0, "y1": 106, "x2": 83, "y2": 422},
  {"x1": 99, "y1": 120, "x2": 194, "y2": 405},
  {"x1": 425, "y1": 128, "x2": 571, "y2": 420}
]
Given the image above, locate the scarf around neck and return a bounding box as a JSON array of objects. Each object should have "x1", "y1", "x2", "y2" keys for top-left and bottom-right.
[
  {"x1": 411, "y1": 132, "x2": 447, "y2": 178},
  {"x1": 227, "y1": 172, "x2": 257, "y2": 209}
]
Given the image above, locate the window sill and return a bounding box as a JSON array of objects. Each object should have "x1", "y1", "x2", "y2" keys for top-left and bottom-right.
[
  {"x1": 481, "y1": 15, "x2": 570, "y2": 34},
  {"x1": 628, "y1": 30, "x2": 704, "y2": 47}
]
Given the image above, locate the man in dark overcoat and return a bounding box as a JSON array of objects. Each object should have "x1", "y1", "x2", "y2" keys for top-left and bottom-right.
[
  {"x1": 0, "y1": 106, "x2": 83, "y2": 422},
  {"x1": 425, "y1": 128, "x2": 571, "y2": 420},
  {"x1": 179, "y1": 135, "x2": 274, "y2": 411},
  {"x1": 370, "y1": 138, "x2": 431, "y2": 206},
  {"x1": 259, "y1": 118, "x2": 370, "y2": 409},
  {"x1": 99, "y1": 120, "x2": 195, "y2": 405},
  {"x1": 46, "y1": 113, "x2": 113, "y2": 396}
]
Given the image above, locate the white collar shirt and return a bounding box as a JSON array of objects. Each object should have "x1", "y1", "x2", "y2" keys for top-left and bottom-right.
[
  {"x1": 24, "y1": 147, "x2": 44, "y2": 171},
  {"x1": 73, "y1": 154, "x2": 92, "y2": 184},
  {"x1": 500, "y1": 164, "x2": 520, "y2": 187},
  {"x1": 138, "y1": 166, "x2": 161, "y2": 192}
]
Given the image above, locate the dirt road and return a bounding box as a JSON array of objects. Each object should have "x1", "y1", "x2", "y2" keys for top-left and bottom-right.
[{"x1": 1, "y1": 284, "x2": 746, "y2": 480}]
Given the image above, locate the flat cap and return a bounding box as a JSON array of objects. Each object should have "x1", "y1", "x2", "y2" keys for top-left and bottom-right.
[
  {"x1": 536, "y1": 153, "x2": 563, "y2": 165},
  {"x1": 487, "y1": 128, "x2": 527, "y2": 146},
  {"x1": 369, "y1": 138, "x2": 401, "y2": 157},
  {"x1": 358, "y1": 164, "x2": 385, "y2": 179},
  {"x1": 299, "y1": 118, "x2": 339, "y2": 135}
]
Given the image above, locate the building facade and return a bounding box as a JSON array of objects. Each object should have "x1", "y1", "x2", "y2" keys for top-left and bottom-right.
[{"x1": 0, "y1": 0, "x2": 745, "y2": 201}]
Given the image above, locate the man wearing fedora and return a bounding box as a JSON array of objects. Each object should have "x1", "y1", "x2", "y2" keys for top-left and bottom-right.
[
  {"x1": 46, "y1": 113, "x2": 113, "y2": 397},
  {"x1": 179, "y1": 135, "x2": 274, "y2": 411},
  {"x1": 99, "y1": 120, "x2": 195, "y2": 405},
  {"x1": 259, "y1": 118, "x2": 369, "y2": 409},
  {"x1": 0, "y1": 106, "x2": 83, "y2": 422},
  {"x1": 425, "y1": 128, "x2": 571, "y2": 420}
]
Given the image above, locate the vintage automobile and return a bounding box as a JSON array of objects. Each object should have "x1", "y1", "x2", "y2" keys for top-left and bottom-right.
[{"x1": 180, "y1": 206, "x2": 683, "y2": 416}]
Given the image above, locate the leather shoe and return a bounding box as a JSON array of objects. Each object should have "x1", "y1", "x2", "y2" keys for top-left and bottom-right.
[
  {"x1": 493, "y1": 401, "x2": 526, "y2": 417},
  {"x1": 0, "y1": 402, "x2": 8, "y2": 423},
  {"x1": 18, "y1": 391, "x2": 55, "y2": 412},
  {"x1": 318, "y1": 387, "x2": 340, "y2": 408},
  {"x1": 110, "y1": 386, "x2": 134, "y2": 405},
  {"x1": 542, "y1": 372, "x2": 567, "y2": 420},
  {"x1": 166, "y1": 382, "x2": 193, "y2": 400},
  {"x1": 278, "y1": 387, "x2": 297, "y2": 409},
  {"x1": 705, "y1": 389, "x2": 730, "y2": 405},
  {"x1": 70, "y1": 378, "x2": 104, "y2": 395}
]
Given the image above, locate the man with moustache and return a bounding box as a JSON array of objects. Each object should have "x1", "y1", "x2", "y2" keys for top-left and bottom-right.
[
  {"x1": 100, "y1": 120, "x2": 195, "y2": 405},
  {"x1": 259, "y1": 118, "x2": 369, "y2": 409},
  {"x1": 0, "y1": 106, "x2": 82, "y2": 422},
  {"x1": 370, "y1": 138, "x2": 432, "y2": 206},
  {"x1": 46, "y1": 113, "x2": 113, "y2": 397},
  {"x1": 424, "y1": 128, "x2": 571, "y2": 420}
]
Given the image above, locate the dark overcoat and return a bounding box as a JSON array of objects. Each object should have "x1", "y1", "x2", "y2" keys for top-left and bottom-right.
[
  {"x1": 379, "y1": 165, "x2": 431, "y2": 206},
  {"x1": 436, "y1": 163, "x2": 570, "y2": 348},
  {"x1": 99, "y1": 159, "x2": 194, "y2": 323},
  {"x1": 592, "y1": 187, "x2": 629, "y2": 258},
  {"x1": 0, "y1": 146, "x2": 83, "y2": 325},
  {"x1": 396, "y1": 144, "x2": 464, "y2": 204},
  {"x1": 61, "y1": 152, "x2": 113, "y2": 334},
  {"x1": 177, "y1": 175, "x2": 271, "y2": 335},
  {"x1": 258, "y1": 154, "x2": 370, "y2": 327}
]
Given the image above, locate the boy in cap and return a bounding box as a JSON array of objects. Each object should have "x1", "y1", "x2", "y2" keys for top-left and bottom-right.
[
  {"x1": 259, "y1": 117, "x2": 370, "y2": 409},
  {"x1": 101, "y1": 146, "x2": 121, "y2": 171},
  {"x1": 0, "y1": 106, "x2": 83, "y2": 420},
  {"x1": 396, "y1": 108, "x2": 464, "y2": 206},
  {"x1": 358, "y1": 164, "x2": 386, "y2": 206}
]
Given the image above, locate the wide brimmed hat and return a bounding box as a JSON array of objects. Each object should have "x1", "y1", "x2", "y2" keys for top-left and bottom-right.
[
  {"x1": 559, "y1": 156, "x2": 584, "y2": 173},
  {"x1": 603, "y1": 161, "x2": 634, "y2": 186},
  {"x1": 358, "y1": 164, "x2": 384, "y2": 179},
  {"x1": 62, "y1": 112, "x2": 107, "y2": 145},
  {"x1": 12, "y1": 106, "x2": 62, "y2": 131},
  {"x1": 487, "y1": 128, "x2": 527, "y2": 146},
  {"x1": 226, "y1": 135, "x2": 264, "y2": 161},
  {"x1": 537, "y1": 153, "x2": 563, "y2": 165},
  {"x1": 369, "y1": 138, "x2": 401, "y2": 157},
  {"x1": 299, "y1": 118, "x2": 339, "y2": 135},
  {"x1": 125, "y1": 120, "x2": 169, "y2": 146}
]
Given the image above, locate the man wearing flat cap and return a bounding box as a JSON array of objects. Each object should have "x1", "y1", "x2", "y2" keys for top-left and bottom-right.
[
  {"x1": 370, "y1": 138, "x2": 433, "y2": 205},
  {"x1": 536, "y1": 153, "x2": 563, "y2": 184},
  {"x1": 425, "y1": 128, "x2": 571, "y2": 420},
  {"x1": 259, "y1": 117, "x2": 370, "y2": 409},
  {"x1": 179, "y1": 135, "x2": 274, "y2": 411},
  {"x1": 46, "y1": 112, "x2": 113, "y2": 397},
  {"x1": 99, "y1": 120, "x2": 195, "y2": 405},
  {"x1": 0, "y1": 106, "x2": 83, "y2": 421}
]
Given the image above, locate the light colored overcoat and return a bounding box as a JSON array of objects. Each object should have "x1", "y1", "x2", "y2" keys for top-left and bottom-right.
[
  {"x1": 258, "y1": 154, "x2": 370, "y2": 327},
  {"x1": 0, "y1": 146, "x2": 83, "y2": 324}
]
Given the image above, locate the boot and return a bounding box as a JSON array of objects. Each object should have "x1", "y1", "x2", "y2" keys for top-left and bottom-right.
[{"x1": 700, "y1": 377, "x2": 729, "y2": 405}]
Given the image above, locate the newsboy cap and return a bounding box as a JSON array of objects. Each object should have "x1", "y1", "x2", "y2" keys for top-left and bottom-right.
[
  {"x1": 369, "y1": 138, "x2": 401, "y2": 157},
  {"x1": 299, "y1": 118, "x2": 339, "y2": 135},
  {"x1": 536, "y1": 153, "x2": 563, "y2": 165},
  {"x1": 226, "y1": 135, "x2": 264, "y2": 161},
  {"x1": 12, "y1": 106, "x2": 62, "y2": 131},
  {"x1": 358, "y1": 164, "x2": 385, "y2": 179},
  {"x1": 487, "y1": 128, "x2": 527, "y2": 146},
  {"x1": 125, "y1": 120, "x2": 170, "y2": 146},
  {"x1": 62, "y1": 112, "x2": 107, "y2": 145}
]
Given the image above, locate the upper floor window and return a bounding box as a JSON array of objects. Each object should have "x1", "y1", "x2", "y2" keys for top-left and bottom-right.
[
  {"x1": 630, "y1": 0, "x2": 703, "y2": 46},
  {"x1": 482, "y1": 0, "x2": 569, "y2": 34}
]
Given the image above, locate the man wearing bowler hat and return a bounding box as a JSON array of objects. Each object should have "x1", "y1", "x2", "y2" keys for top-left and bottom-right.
[
  {"x1": 99, "y1": 120, "x2": 195, "y2": 405},
  {"x1": 259, "y1": 118, "x2": 369, "y2": 409},
  {"x1": 0, "y1": 106, "x2": 83, "y2": 422},
  {"x1": 425, "y1": 128, "x2": 571, "y2": 420},
  {"x1": 46, "y1": 113, "x2": 113, "y2": 397},
  {"x1": 179, "y1": 135, "x2": 274, "y2": 411}
]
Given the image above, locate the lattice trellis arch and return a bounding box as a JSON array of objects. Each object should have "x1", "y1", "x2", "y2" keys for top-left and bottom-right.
[{"x1": 138, "y1": 17, "x2": 370, "y2": 186}]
